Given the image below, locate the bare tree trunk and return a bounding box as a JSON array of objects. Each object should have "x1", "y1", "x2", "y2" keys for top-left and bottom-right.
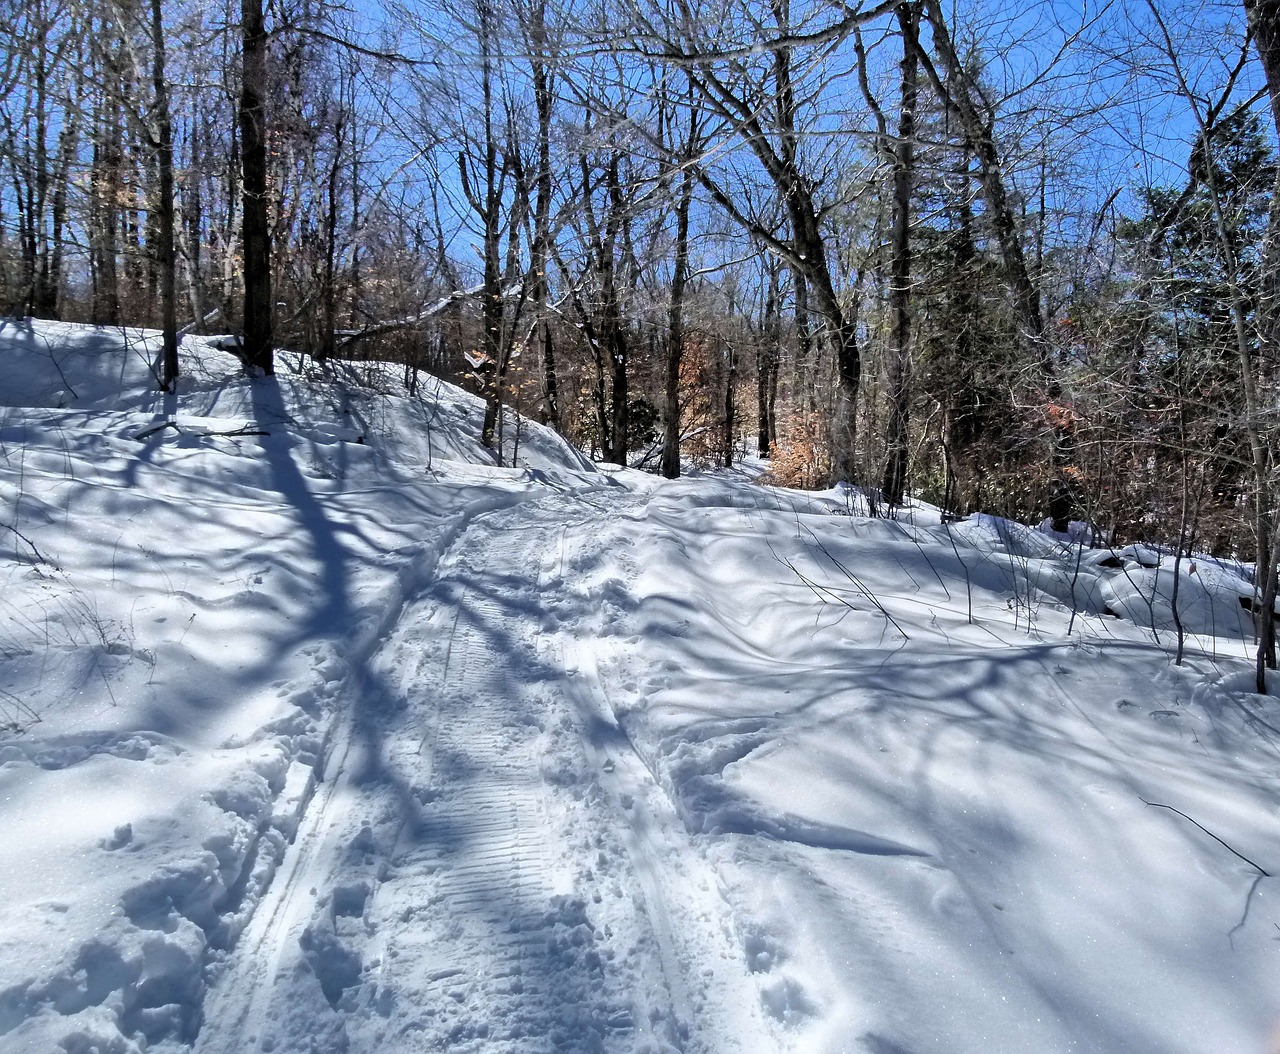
[
  {"x1": 882, "y1": 0, "x2": 918, "y2": 507},
  {"x1": 42, "y1": 100, "x2": 78, "y2": 319},
  {"x1": 523, "y1": 0, "x2": 559, "y2": 428},
  {"x1": 662, "y1": 76, "x2": 701, "y2": 479},
  {"x1": 150, "y1": 0, "x2": 179, "y2": 389},
  {"x1": 319, "y1": 103, "x2": 347, "y2": 365},
  {"x1": 1245, "y1": 0, "x2": 1280, "y2": 687},
  {"x1": 723, "y1": 332, "x2": 736, "y2": 468},
  {"x1": 90, "y1": 119, "x2": 122, "y2": 325},
  {"x1": 663, "y1": 162, "x2": 692, "y2": 478},
  {"x1": 240, "y1": 0, "x2": 273, "y2": 374},
  {"x1": 793, "y1": 270, "x2": 816, "y2": 411},
  {"x1": 758, "y1": 255, "x2": 782, "y2": 457},
  {"x1": 459, "y1": 0, "x2": 508, "y2": 452}
]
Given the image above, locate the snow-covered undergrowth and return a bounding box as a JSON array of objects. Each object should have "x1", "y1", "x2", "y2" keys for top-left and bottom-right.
[{"x1": 2, "y1": 319, "x2": 1278, "y2": 1054}]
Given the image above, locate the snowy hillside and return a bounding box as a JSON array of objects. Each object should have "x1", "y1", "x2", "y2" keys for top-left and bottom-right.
[{"x1": 2, "y1": 320, "x2": 1278, "y2": 1054}]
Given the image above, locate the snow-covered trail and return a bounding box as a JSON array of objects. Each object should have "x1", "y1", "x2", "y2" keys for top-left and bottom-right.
[
  {"x1": 195, "y1": 480, "x2": 776, "y2": 1054},
  {"x1": 11, "y1": 324, "x2": 1280, "y2": 1054}
]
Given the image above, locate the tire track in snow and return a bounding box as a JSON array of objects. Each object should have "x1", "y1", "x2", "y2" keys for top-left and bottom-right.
[
  {"x1": 535, "y1": 490, "x2": 783, "y2": 1053},
  {"x1": 192, "y1": 685, "x2": 364, "y2": 1053},
  {"x1": 193, "y1": 482, "x2": 773, "y2": 1054},
  {"x1": 389, "y1": 595, "x2": 573, "y2": 1049},
  {"x1": 347, "y1": 502, "x2": 654, "y2": 1053}
]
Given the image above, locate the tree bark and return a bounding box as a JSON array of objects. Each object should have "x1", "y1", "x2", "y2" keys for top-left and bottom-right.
[
  {"x1": 1241, "y1": 0, "x2": 1280, "y2": 688},
  {"x1": 240, "y1": 0, "x2": 273, "y2": 375},
  {"x1": 525, "y1": 0, "x2": 559, "y2": 428},
  {"x1": 882, "y1": 0, "x2": 919, "y2": 507},
  {"x1": 151, "y1": 0, "x2": 179, "y2": 389},
  {"x1": 758, "y1": 255, "x2": 782, "y2": 457},
  {"x1": 662, "y1": 76, "x2": 701, "y2": 479},
  {"x1": 663, "y1": 163, "x2": 692, "y2": 478}
]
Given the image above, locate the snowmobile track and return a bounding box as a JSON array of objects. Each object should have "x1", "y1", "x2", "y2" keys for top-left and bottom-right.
[{"x1": 192, "y1": 485, "x2": 771, "y2": 1054}]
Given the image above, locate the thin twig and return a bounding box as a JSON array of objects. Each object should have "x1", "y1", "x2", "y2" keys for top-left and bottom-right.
[
  {"x1": 1141, "y1": 798, "x2": 1270, "y2": 876},
  {"x1": 2, "y1": 522, "x2": 57, "y2": 568}
]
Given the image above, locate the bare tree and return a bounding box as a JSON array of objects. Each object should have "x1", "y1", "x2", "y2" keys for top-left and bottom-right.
[
  {"x1": 882, "y1": 0, "x2": 919, "y2": 506},
  {"x1": 240, "y1": 0, "x2": 274, "y2": 374},
  {"x1": 614, "y1": 0, "x2": 900, "y2": 482},
  {"x1": 1242, "y1": 0, "x2": 1280, "y2": 687}
]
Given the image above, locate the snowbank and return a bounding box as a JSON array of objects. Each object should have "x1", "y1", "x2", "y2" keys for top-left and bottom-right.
[{"x1": 0, "y1": 320, "x2": 592, "y2": 1052}]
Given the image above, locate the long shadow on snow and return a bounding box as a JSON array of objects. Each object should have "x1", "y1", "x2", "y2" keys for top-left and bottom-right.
[
  {"x1": 242, "y1": 395, "x2": 616, "y2": 1046},
  {"x1": 644, "y1": 621, "x2": 1273, "y2": 1054},
  {"x1": 180, "y1": 376, "x2": 438, "y2": 1043}
]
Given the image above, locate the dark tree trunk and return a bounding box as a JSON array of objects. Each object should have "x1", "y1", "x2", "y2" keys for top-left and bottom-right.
[
  {"x1": 662, "y1": 158, "x2": 694, "y2": 479},
  {"x1": 468, "y1": 0, "x2": 506, "y2": 452},
  {"x1": 526, "y1": 0, "x2": 559, "y2": 428},
  {"x1": 793, "y1": 270, "x2": 816, "y2": 411},
  {"x1": 239, "y1": 0, "x2": 273, "y2": 375},
  {"x1": 758, "y1": 256, "x2": 782, "y2": 458},
  {"x1": 722, "y1": 333, "x2": 736, "y2": 468},
  {"x1": 882, "y1": 0, "x2": 919, "y2": 507},
  {"x1": 1242, "y1": 0, "x2": 1280, "y2": 688},
  {"x1": 29, "y1": 23, "x2": 51, "y2": 316},
  {"x1": 319, "y1": 107, "x2": 346, "y2": 365},
  {"x1": 90, "y1": 127, "x2": 122, "y2": 325},
  {"x1": 605, "y1": 157, "x2": 630, "y2": 465},
  {"x1": 151, "y1": 0, "x2": 179, "y2": 389}
]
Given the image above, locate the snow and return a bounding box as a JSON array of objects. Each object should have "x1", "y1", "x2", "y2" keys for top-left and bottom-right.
[{"x1": 2, "y1": 318, "x2": 1278, "y2": 1054}]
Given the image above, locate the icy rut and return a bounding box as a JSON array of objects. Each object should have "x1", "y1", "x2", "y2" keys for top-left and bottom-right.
[{"x1": 194, "y1": 483, "x2": 774, "y2": 1054}]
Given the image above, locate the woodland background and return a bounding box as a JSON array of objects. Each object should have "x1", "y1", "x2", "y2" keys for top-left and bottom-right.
[{"x1": 7, "y1": 0, "x2": 1280, "y2": 654}]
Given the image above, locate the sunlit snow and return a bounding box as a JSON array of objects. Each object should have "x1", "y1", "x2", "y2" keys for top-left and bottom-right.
[{"x1": 2, "y1": 319, "x2": 1278, "y2": 1054}]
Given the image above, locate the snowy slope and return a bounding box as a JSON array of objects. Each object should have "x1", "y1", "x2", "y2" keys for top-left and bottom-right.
[
  {"x1": 571, "y1": 479, "x2": 1280, "y2": 1053},
  {"x1": 0, "y1": 321, "x2": 602, "y2": 1052},
  {"x1": 2, "y1": 320, "x2": 1279, "y2": 1054}
]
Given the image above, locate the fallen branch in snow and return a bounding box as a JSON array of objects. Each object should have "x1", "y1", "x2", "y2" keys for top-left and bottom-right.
[
  {"x1": 134, "y1": 421, "x2": 180, "y2": 440},
  {"x1": 133, "y1": 422, "x2": 270, "y2": 441},
  {"x1": 2, "y1": 522, "x2": 57, "y2": 569},
  {"x1": 206, "y1": 425, "x2": 271, "y2": 438},
  {"x1": 1140, "y1": 798, "x2": 1271, "y2": 877},
  {"x1": 179, "y1": 307, "x2": 223, "y2": 336}
]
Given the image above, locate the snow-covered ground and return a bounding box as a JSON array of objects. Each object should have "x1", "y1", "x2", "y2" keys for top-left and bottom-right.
[{"x1": 2, "y1": 319, "x2": 1278, "y2": 1054}]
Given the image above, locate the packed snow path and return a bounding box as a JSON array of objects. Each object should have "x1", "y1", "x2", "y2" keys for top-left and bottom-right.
[{"x1": 195, "y1": 483, "x2": 775, "y2": 1054}]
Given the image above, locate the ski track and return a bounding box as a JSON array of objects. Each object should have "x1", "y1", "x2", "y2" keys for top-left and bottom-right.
[{"x1": 194, "y1": 483, "x2": 775, "y2": 1054}]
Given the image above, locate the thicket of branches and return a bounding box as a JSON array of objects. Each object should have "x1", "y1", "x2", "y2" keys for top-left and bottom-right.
[{"x1": 6, "y1": 0, "x2": 1280, "y2": 681}]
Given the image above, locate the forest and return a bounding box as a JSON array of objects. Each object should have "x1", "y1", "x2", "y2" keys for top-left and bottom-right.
[
  {"x1": 5, "y1": 0, "x2": 1280, "y2": 674},
  {"x1": 6, "y1": 5, "x2": 1280, "y2": 1048}
]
